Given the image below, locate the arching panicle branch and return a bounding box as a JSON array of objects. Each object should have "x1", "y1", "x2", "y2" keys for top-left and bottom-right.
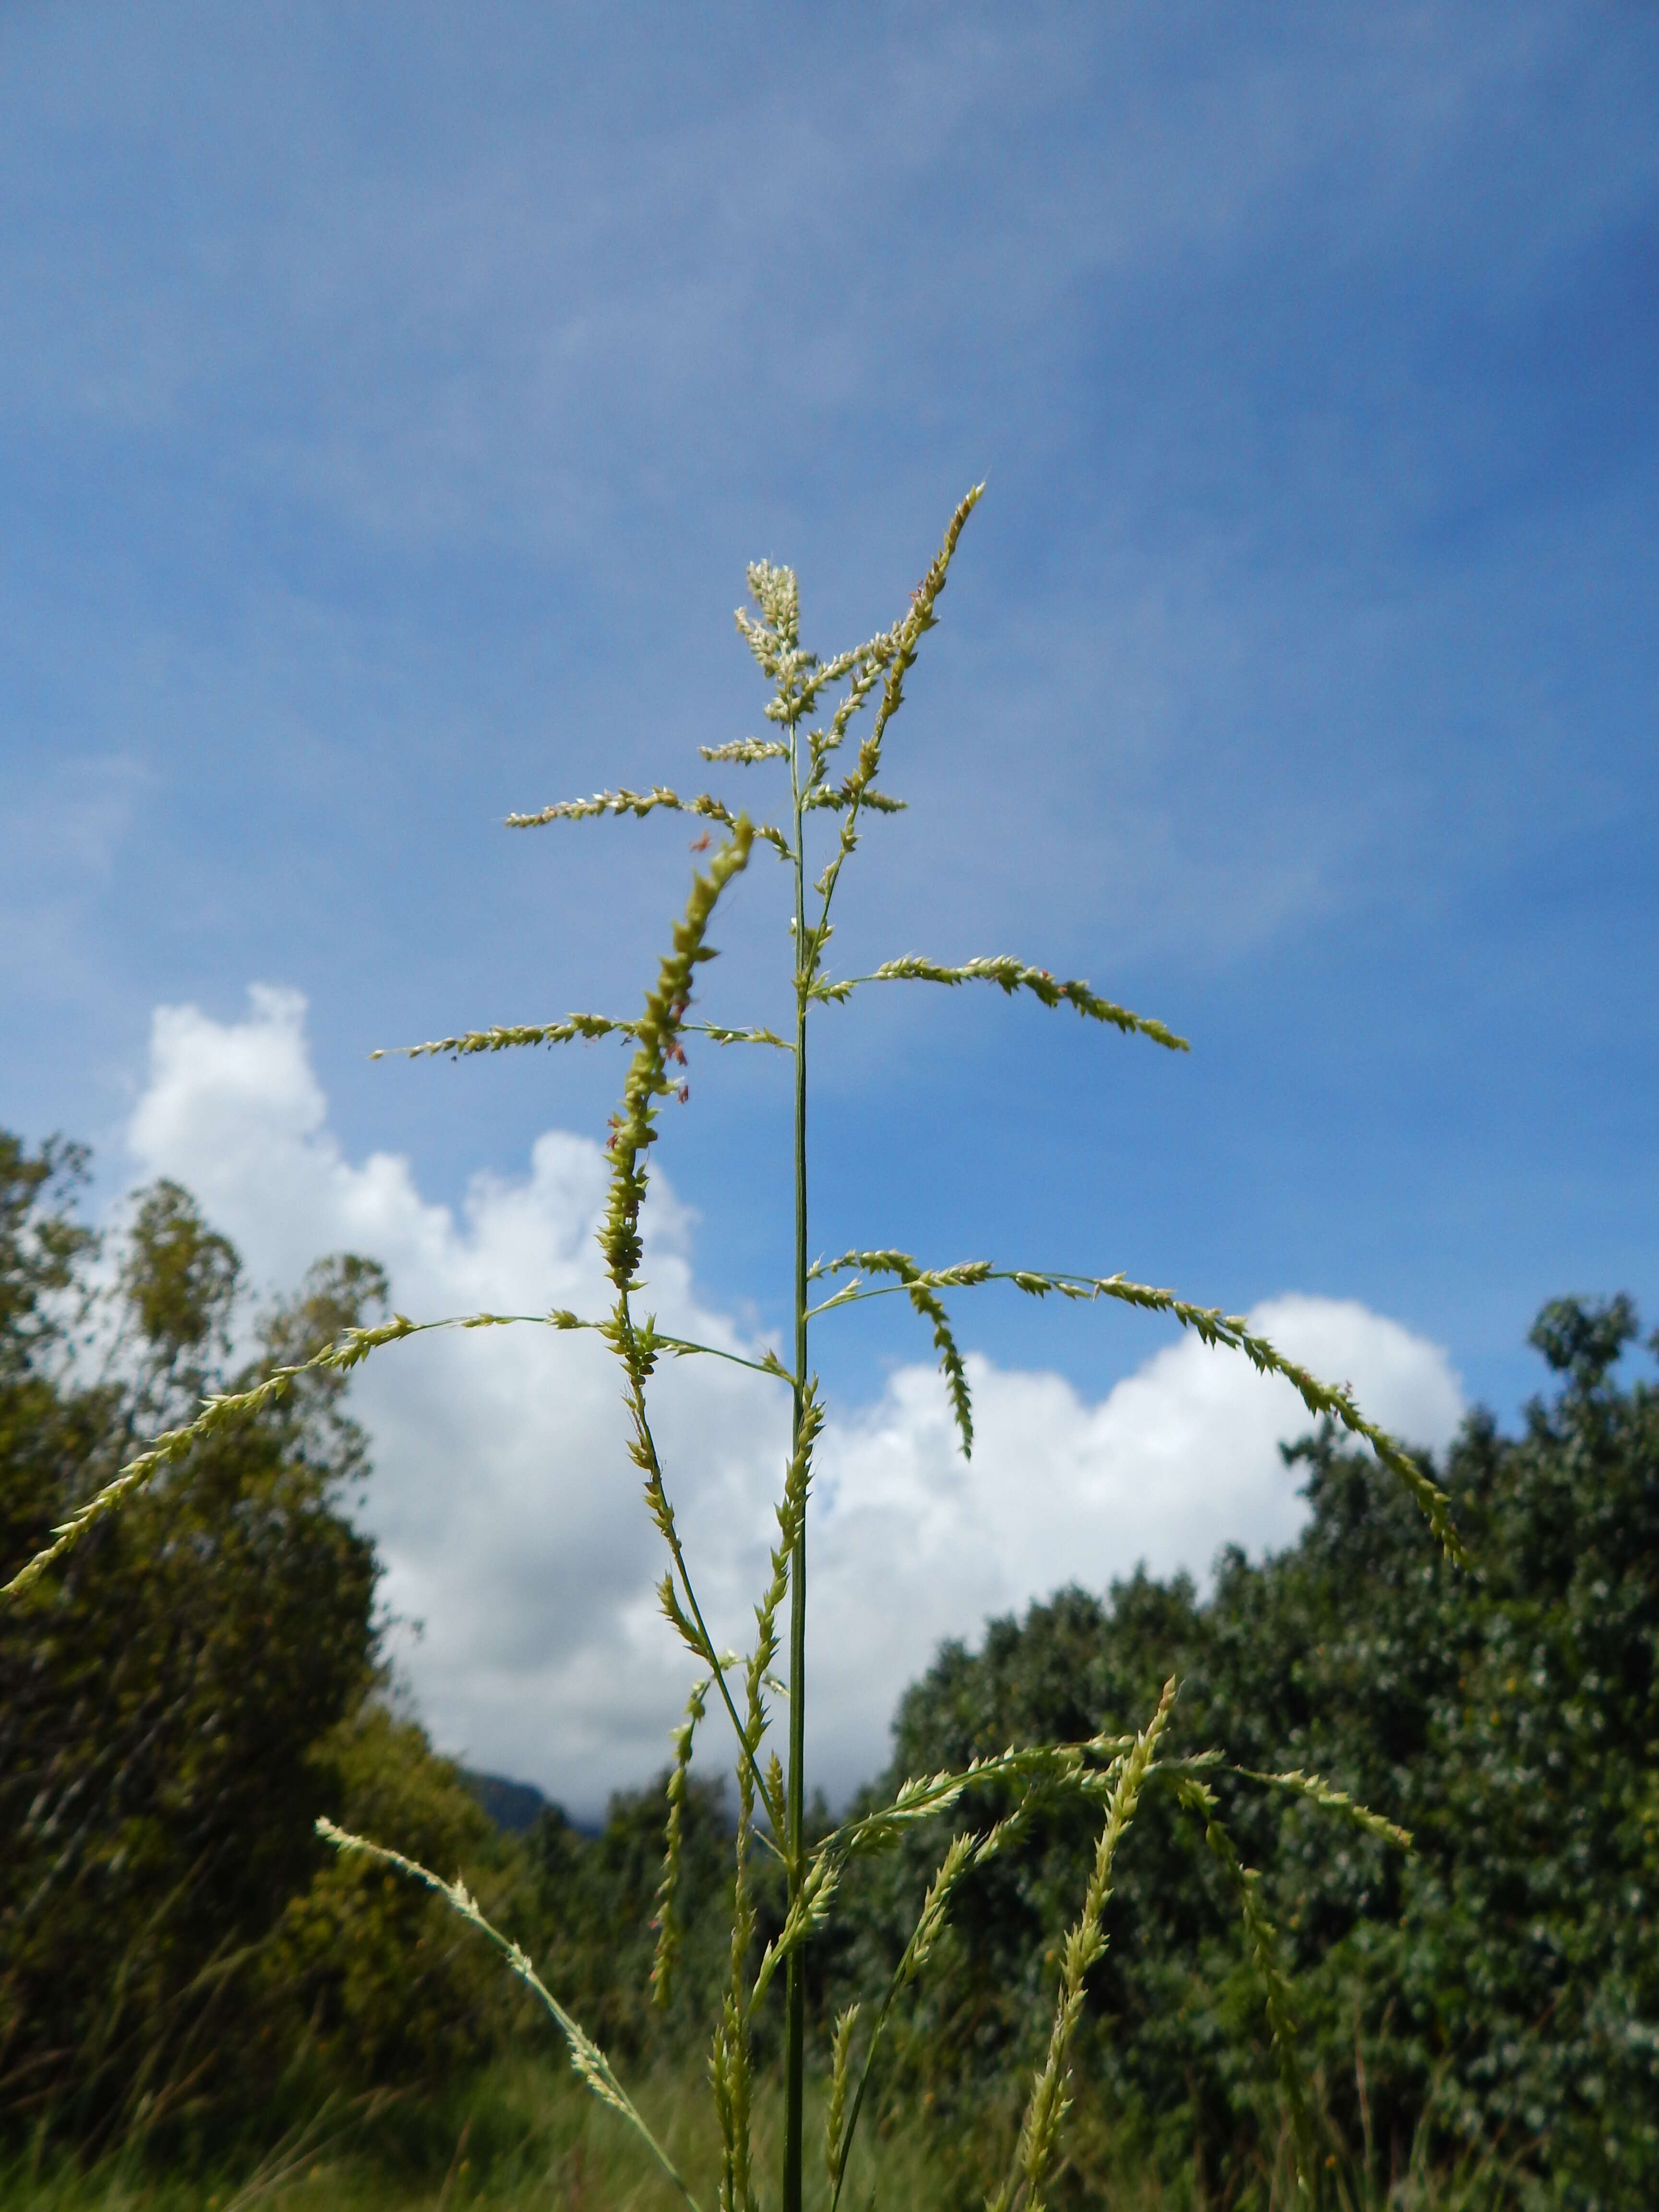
[
  {"x1": 375, "y1": 1016, "x2": 790, "y2": 1064},
  {"x1": 810, "y1": 955, "x2": 1189, "y2": 1052},
  {"x1": 1237, "y1": 1766, "x2": 1412, "y2": 1850},
  {"x1": 373, "y1": 1013, "x2": 641, "y2": 1060},
  {"x1": 828, "y1": 1771, "x2": 1072, "y2": 2212},
  {"x1": 507, "y1": 784, "x2": 790, "y2": 856},
  {"x1": 316, "y1": 1820, "x2": 701, "y2": 2212},
  {"x1": 1183, "y1": 1792, "x2": 1321, "y2": 2208},
  {"x1": 807, "y1": 1256, "x2": 1467, "y2": 1562},
  {"x1": 0, "y1": 1305, "x2": 598, "y2": 1598}
]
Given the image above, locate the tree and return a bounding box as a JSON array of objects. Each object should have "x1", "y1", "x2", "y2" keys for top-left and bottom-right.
[
  {"x1": 835, "y1": 1299, "x2": 1659, "y2": 2209},
  {"x1": 0, "y1": 1137, "x2": 384, "y2": 2149}
]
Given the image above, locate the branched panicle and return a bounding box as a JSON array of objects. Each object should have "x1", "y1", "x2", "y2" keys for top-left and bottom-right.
[
  {"x1": 22, "y1": 492, "x2": 1476, "y2": 2212},
  {"x1": 653, "y1": 1675, "x2": 711, "y2": 2009},
  {"x1": 1010, "y1": 1679, "x2": 1177, "y2": 2212}
]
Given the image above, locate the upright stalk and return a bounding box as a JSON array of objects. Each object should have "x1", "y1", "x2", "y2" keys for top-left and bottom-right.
[{"x1": 783, "y1": 725, "x2": 810, "y2": 2212}]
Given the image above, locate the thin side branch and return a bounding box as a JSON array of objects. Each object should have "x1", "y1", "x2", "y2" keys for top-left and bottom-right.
[
  {"x1": 316, "y1": 1820, "x2": 700, "y2": 2211},
  {"x1": 810, "y1": 956, "x2": 1188, "y2": 1053},
  {"x1": 2, "y1": 1307, "x2": 597, "y2": 1598},
  {"x1": 506, "y1": 784, "x2": 789, "y2": 856},
  {"x1": 373, "y1": 1014, "x2": 639, "y2": 1060},
  {"x1": 807, "y1": 1258, "x2": 1467, "y2": 1563}
]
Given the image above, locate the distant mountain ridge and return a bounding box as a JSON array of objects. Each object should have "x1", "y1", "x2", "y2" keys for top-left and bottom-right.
[{"x1": 458, "y1": 1768, "x2": 550, "y2": 1835}]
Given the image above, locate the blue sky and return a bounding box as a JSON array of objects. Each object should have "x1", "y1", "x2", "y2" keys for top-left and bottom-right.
[{"x1": 3, "y1": 3, "x2": 1657, "y2": 1793}]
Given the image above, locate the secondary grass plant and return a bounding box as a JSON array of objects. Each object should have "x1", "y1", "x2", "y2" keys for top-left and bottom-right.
[{"x1": 5, "y1": 490, "x2": 1463, "y2": 2211}]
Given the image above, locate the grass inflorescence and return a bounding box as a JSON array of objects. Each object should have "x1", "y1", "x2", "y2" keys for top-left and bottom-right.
[{"x1": 2, "y1": 490, "x2": 1465, "y2": 2211}]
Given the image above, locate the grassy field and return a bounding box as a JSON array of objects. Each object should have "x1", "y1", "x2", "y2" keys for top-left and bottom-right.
[
  {"x1": 0, "y1": 2057, "x2": 963, "y2": 2212},
  {"x1": 0, "y1": 2058, "x2": 1520, "y2": 2212}
]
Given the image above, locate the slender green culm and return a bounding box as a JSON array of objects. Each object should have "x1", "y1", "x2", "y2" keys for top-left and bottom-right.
[{"x1": 3, "y1": 488, "x2": 1455, "y2": 2208}]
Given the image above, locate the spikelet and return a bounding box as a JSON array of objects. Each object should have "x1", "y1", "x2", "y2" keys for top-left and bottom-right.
[
  {"x1": 802, "y1": 785, "x2": 906, "y2": 815},
  {"x1": 700, "y1": 737, "x2": 789, "y2": 765},
  {"x1": 692, "y1": 1023, "x2": 792, "y2": 1051}
]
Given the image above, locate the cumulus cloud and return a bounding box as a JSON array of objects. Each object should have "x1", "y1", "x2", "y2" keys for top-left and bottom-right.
[{"x1": 126, "y1": 986, "x2": 1465, "y2": 1817}]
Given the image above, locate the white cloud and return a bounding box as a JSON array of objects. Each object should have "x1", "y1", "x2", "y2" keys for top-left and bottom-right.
[{"x1": 126, "y1": 986, "x2": 1464, "y2": 1818}]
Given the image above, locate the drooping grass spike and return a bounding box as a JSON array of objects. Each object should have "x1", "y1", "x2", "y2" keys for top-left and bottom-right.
[{"x1": 316, "y1": 1818, "x2": 702, "y2": 2212}]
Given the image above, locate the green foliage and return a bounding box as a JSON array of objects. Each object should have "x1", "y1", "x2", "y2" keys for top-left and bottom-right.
[
  {"x1": 830, "y1": 1299, "x2": 1659, "y2": 2209},
  {"x1": 0, "y1": 1140, "x2": 388, "y2": 2148}
]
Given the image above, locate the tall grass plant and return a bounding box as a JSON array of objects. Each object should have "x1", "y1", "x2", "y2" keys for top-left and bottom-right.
[{"x1": 5, "y1": 493, "x2": 1462, "y2": 2211}]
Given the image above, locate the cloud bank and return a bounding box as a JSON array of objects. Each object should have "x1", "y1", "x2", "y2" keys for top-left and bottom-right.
[{"x1": 127, "y1": 986, "x2": 1465, "y2": 1816}]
